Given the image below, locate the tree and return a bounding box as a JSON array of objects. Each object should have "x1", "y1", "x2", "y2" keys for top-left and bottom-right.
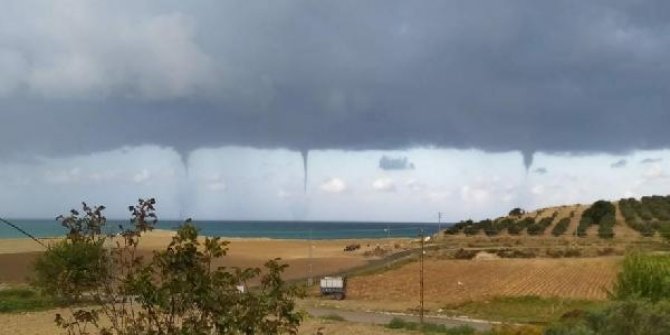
[
  {"x1": 34, "y1": 199, "x2": 303, "y2": 335},
  {"x1": 33, "y1": 203, "x2": 109, "y2": 302},
  {"x1": 508, "y1": 208, "x2": 525, "y2": 217}
]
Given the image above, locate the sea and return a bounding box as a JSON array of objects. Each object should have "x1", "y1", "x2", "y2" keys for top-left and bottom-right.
[{"x1": 0, "y1": 219, "x2": 441, "y2": 240}]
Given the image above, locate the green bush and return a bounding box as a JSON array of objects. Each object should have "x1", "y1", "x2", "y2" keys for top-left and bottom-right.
[
  {"x1": 612, "y1": 252, "x2": 670, "y2": 302},
  {"x1": 33, "y1": 239, "x2": 108, "y2": 301},
  {"x1": 37, "y1": 199, "x2": 303, "y2": 335},
  {"x1": 508, "y1": 217, "x2": 534, "y2": 235},
  {"x1": 386, "y1": 317, "x2": 475, "y2": 334},
  {"x1": 0, "y1": 288, "x2": 57, "y2": 313},
  {"x1": 552, "y1": 218, "x2": 571, "y2": 237},
  {"x1": 578, "y1": 201, "x2": 616, "y2": 239},
  {"x1": 546, "y1": 300, "x2": 670, "y2": 335}
]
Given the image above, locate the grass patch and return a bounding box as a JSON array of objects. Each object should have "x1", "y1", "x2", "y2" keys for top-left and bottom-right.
[
  {"x1": 0, "y1": 288, "x2": 58, "y2": 313},
  {"x1": 320, "y1": 313, "x2": 345, "y2": 321},
  {"x1": 443, "y1": 295, "x2": 605, "y2": 324},
  {"x1": 386, "y1": 317, "x2": 475, "y2": 334}
]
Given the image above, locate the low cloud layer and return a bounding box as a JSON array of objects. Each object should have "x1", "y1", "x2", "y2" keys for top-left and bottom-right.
[
  {"x1": 379, "y1": 156, "x2": 415, "y2": 171},
  {"x1": 611, "y1": 159, "x2": 628, "y2": 168},
  {"x1": 1, "y1": 1, "x2": 670, "y2": 162}
]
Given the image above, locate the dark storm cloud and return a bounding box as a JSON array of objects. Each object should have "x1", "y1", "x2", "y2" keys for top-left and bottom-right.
[
  {"x1": 611, "y1": 159, "x2": 628, "y2": 168},
  {"x1": 2, "y1": 0, "x2": 670, "y2": 161},
  {"x1": 379, "y1": 156, "x2": 415, "y2": 171}
]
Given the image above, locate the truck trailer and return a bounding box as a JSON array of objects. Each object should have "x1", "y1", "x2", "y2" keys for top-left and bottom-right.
[{"x1": 320, "y1": 276, "x2": 346, "y2": 300}]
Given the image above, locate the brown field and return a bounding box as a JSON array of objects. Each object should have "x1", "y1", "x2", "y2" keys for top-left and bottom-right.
[
  {"x1": 0, "y1": 231, "x2": 416, "y2": 284},
  {"x1": 0, "y1": 307, "x2": 414, "y2": 335},
  {"x1": 343, "y1": 257, "x2": 620, "y2": 311}
]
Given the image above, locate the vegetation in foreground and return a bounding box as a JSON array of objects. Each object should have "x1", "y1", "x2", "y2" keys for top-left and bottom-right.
[
  {"x1": 444, "y1": 296, "x2": 605, "y2": 325},
  {"x1": 0, "y1": 287, "x2": 58, "y2": 313},
  {"x1": 546, "y1": 252, "x2": 670, "y2": 334},
  {"x1": 386, "y1": 318, "x2": 476, "y2": 334},
  {"x1": 30, "y1": 198, "x2": 303, "y2": 335},
  {"x1": 386, "y1": 318, "x2": 543, "y2": 335}
]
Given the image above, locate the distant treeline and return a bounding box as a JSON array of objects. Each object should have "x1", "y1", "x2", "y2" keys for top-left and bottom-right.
[{"x1": 444, "y1": 195, "x2": 670, "y2": 239}]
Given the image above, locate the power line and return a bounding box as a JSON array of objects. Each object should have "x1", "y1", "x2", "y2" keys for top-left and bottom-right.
[{"x1": 0, "y1": 217, "x2": 47, "y2": 248}]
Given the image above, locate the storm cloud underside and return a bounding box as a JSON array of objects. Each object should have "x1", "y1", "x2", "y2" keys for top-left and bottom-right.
[{"x1": 1, "y1": 1, "x2": 670, "y2": 165}]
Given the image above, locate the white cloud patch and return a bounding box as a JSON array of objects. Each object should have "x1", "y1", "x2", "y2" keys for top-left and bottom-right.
[
  {"x1": 44, "y1": 167, "x2": 82, "y2": 184},
  {"x1": 202, "y1": 174, "x2": 226, "y2": 192},
  {"x1": 132, "y1": 169, "x2": 151, "y2": 183},
  {"x1": 320, "y1": 177, "x2": 347, "y2": 193},
  {"x1": 460, "y1": 185, "x2": 490, "y2": 203},
  {"x1": 372, "y1": 177, "x2": 396, "y2": 192},
  {"x1": 531, "y1": 184, "x2": 545, "y2": 195},
  {"x1": 643, "y1": 163, "x2": 668, "y2": 180}
]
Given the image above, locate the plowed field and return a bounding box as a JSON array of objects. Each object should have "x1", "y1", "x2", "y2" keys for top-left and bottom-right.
[{"x1": 348, "y1": 257, "x2": 620, "y2": 310}]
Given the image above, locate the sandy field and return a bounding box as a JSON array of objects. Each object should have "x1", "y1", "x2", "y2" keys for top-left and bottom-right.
[
  {"x1": 0, "y1": 230, "x2": 412, "y2": 283},
  {"x1": 0, "y1": 307, "x2": 413, "y2": 335}
]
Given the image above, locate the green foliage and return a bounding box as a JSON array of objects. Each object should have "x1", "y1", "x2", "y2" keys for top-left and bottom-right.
[
  {"x1": 0, "y1": 288, "x2": 57, "y2": 313},
  {"x1": 445, "y1": 296, "x2": 602, "y2": 325},
  {"x1": 551, "y1": 218, "x2": 571, "y2": 237},
  {"x1": 386, "y1": 317, "x2": 475, "y2": 334},
  {"x1": 508, "y1": 217, "x2": 534, "y2": 235},
  {"x1": 619, "y1": 196, "x2": 670, "y2": 237},
  {"x1": 545, "y1": 300, "x2": 670, "y2": 335},
  {"x1": 39, "y1": 198, "x2": 303, "y2": 335},
  {"x1": 577, "y1": 201, "x2": 615, "y2": 238},
  {"x1": 509, "y1": 208, "x2": 525, "y2": 217},
  {"x1": 597, "y1": 213, "x2": 615, "y2": 239},
  {"x1": 320, "y1": 313, "x2": 345, "y2": 321},
  {"x1": 527, "y1": 212, "x2": 557, "y2": 236},
  {"x1": 33, "y1": 239, "x2": 108, "y2": 301},
  {"x1": 612, "y1": 252, "x2": 670, "y2": 302},
  {"x1": 33, "y1": 202, "x2": 109, "y2": 302}
]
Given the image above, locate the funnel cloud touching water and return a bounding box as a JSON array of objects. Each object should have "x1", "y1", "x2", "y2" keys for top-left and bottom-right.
[{"x1": 1, "y1": 1, "x2": 670, "y2": 161}]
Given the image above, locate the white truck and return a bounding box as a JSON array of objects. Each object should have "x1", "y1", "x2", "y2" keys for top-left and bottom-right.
[{"x1": 320, "y1": 276, "x2": 346, "y2": 300}]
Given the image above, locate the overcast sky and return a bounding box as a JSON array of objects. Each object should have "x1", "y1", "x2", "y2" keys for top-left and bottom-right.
[{"x1": 1, "y1": 1, "x2": 670, "y2": 221}]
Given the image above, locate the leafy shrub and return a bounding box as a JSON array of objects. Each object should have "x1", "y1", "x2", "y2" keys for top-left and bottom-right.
[
  {"x1": 577, "y1": 200, "x2": 616, "y2": 238},
  {"x1": 612, "y1": 252, "x2": 670, "y2": 302},
  {"x1": 386, "y1": 317, "x2": 475, "y2": 334},
  {"x1": 496, "y1": 248, "x2": 536, "y2": 258},
  {"x1": 546, "y1": 300, "x2": 670, "y2": 335},
  {"x1": 508, "y1": 217, "x2": 534, "y2": 235},
  {"x1": 576, "y1": 216, "x2": 592, "y2": 237},
  {"x1": 527, "y1": 214, "x2": 555, "y2": 236},
  {"x1": 453, "y1": 248, "x2": 478, "y2": 260},
  {"x1": 552, "y1": 218, "x2": 571, "y2": 237},
  {"x1": 36, "y1": 199, "x2": 303, "y2": 335},
  {"x1": 597, "y1": 213, "x2": 615, "y2": 239},
  {"x1": 509, "y1": 208, "x2": 525, "y2": 217},
  {"x1": 33, "y1": 203, "x2": 108, "y2": 301},
  {"x1": 0, "y1": 288, "x2": 57, "y2": 313}
]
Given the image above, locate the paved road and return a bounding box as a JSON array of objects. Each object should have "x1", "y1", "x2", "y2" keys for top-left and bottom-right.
[{"x1": 305, "y1": 306, "x2": 495, "y2": 332}]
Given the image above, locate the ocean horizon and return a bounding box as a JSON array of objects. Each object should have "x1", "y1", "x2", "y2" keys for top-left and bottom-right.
[{"x1": 0, "y1": 219, "x2": 442, "y2": 240}]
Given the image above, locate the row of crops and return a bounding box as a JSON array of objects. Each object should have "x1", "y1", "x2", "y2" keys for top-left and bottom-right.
[
  {"x1": 445, "y1": 210, "x2": 564, "y2": 236},
  {"x1": 445, "y1": 196, "x2": 670, "y2": 239},
  {"x1": 619, "y1": 196, "x2": 670, "y2": 237},
  {"x1": 576, "y1": 200, "x2": 616, "y2": 238}
]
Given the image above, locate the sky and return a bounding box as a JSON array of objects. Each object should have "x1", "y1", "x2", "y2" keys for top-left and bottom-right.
[{"x1": 1, "y1": 1, "x2": 670, "y2": 221}]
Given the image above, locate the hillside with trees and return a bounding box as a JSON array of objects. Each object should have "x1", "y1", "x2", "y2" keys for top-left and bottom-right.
[{"x1": 443, "y1": 195, "x2": 670, "y2": 239}]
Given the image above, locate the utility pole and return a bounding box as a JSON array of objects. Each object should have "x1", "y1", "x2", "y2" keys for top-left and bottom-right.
[
  {"x1": 438, "y1": 212, "x2": 442, "y2": 233},
  {"x1": 419, "y1": 228, "x2": 425, "y2": 325},
  {"x1": 307, "y1": 228, "x2": 313, "y2": 286}
]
